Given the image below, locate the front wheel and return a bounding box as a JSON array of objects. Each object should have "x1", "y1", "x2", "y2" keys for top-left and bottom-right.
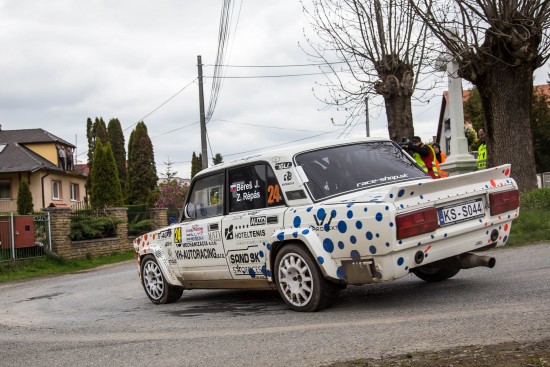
[
  {"x1": 412, "y1": 266, "x2": 460, "y2": 282},
  {"x1": 274, "y1": 244, "x2": 339, "y2": 312},
  {"x1": 140, "y1": 255, "x2": 183, "y2": 304}
]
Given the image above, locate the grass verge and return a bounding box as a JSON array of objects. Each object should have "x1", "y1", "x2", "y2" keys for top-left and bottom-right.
[{"x1": 0, "y1": 251, "x2": 135, "y2": 284}]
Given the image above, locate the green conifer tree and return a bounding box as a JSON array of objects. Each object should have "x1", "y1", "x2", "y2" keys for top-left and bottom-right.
[
  {"x1": 90, "y1": 140, "x2": 123, "y2": 209},
  {"x1": 191, "y1": 152, "x2": 203, "y2": 178},
  {"x1": 212, "y1": 153, "x2": 223, "y2": 165},
  {"x1": 107, "y1": 118, "x2": 127, "y2": 197},
  {"x1": 17, "y1": 180, "x2": 34, "y2": 214},
  {"x1": 126, "y1": 121, "x2": 158, "y2": 205},
  {"x1": 95, "y1": 117, "x2": 108, "y2": 145}
]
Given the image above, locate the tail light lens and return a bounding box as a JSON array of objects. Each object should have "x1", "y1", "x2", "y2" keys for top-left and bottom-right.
[
  {"x1": 396, "y1": 208, "x2": 439, "y2": 240},
  {"x1": 489, "y1": 189, "x2": 520, "y2": 216}
]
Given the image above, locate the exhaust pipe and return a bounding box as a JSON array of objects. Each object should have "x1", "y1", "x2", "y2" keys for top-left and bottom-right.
[{"x1": 456, "y1": 252, "x2": 496, "y2": 269}]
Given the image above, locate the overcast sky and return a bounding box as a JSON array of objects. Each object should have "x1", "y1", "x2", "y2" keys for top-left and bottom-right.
[{"x1": 1, "y1": 0, "x2": 548, "y2": 179}]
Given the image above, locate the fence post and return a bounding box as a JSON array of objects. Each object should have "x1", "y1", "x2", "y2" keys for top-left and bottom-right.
[
  {"x1": 43, "y1": 207, "x2": 72, "y2": 258},
  {"x1": 149, "y1": 208, "x2": 168, "y2": 229},
  {"x1": 10, "y1": 213, "x2": 15, "y2": 261}
]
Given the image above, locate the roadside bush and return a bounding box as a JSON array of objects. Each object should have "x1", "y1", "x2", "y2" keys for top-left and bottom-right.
[
  {"x1": 128, "y1": 218, "x2": 154, "y2": 236},
  {"x1": 520, "y1": 188, "x2": 550, "y2": 210},
  {"x1": 70, "y1": 215, "x2": 123, "y2": 241}
]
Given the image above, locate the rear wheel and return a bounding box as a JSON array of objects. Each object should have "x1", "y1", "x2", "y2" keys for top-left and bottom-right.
[
  {"x1": 412, "y1": 266, "x2": 460, "y2": 282},
  {"x1": 274, "y1": 243, "x2": 339, "y2": 312},
  {"x1": 141, "y1": 255, "x2": 183, "y2": 304}
]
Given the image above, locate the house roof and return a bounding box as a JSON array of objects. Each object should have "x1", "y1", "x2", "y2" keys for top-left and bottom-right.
[{"x1": 0, "y1": 128, "x2": 75, "y2": 174}]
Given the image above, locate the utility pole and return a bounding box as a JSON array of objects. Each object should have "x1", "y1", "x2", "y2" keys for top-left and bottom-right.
[
  {"x1": 365, "y1": 96, "x2": 370, "y2": 137},
  {"x1": 197, "y1": 55, "x2": 208, "y2": 170}
]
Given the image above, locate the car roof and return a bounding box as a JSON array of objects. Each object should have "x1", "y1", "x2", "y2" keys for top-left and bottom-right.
[{"x1": 194, "y1": 136, "x2": 392, "y2": 178}]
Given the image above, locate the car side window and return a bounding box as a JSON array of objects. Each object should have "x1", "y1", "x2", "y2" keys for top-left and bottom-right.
[{"x1": 186, "y1": 173, "x2": 224, "y2": 219}]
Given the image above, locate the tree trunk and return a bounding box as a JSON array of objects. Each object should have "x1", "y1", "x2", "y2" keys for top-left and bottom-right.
[
  {"x1": 477, "y1": 64, "x2": 537, "y2": 192},
  {"x1": 383, "y1": 92, "x2": 414, "y2": 142}
]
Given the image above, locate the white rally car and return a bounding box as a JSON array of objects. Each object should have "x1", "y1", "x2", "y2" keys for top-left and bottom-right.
[{"x1": 133, "y1": 138, "x2": 519, "y2": 311}]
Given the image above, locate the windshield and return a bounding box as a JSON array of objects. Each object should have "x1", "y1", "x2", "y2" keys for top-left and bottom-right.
[{"x1": 295, "y1": 141, "x2": 426, "y2": 200}]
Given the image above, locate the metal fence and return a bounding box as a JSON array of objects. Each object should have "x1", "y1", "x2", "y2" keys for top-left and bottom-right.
[{"x1": 0, "y1": 213, "x2": 51, "y2": 262}]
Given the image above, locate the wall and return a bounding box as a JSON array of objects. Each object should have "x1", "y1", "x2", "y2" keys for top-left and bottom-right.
[
  {"x1": 24, "y1": 143, "x2": 58, "y2": 165},
  {"x1": 45, "y1": 207, "x2": 130, "y2": 260},
  {"x1": 30, "y1": 170, "x2": 87, "y2": 209}
]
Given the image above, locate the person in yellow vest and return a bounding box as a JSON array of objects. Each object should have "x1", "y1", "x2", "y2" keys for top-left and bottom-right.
[
  {"x1": 403, "y1": 136, "x2": 439, "y2": 179},
  {"x1": 431, "y1": 142, "x2": 448, "y2": 178},
  {"x1": 477, "y1": 128, "x2": 487, "y2": 169}
]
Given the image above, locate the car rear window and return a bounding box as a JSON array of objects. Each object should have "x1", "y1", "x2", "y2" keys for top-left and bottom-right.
[{"x1": 295, "y1": 141, "x2": 426, "y2": 200}]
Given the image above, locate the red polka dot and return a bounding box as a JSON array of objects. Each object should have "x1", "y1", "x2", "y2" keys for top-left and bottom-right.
[
  {"x1": 144, "y1": 234, "x2": 148, "y2": 240},
  {"x1": 504, "y1": 224, "x2": 509, "y2": 231},
  {"x1": 488, "y1": 239, "x2": 491, "y2": 243},
  {"x1": 490, "y1": 180, "x2": 496, "y2": 187},
  {"x1": 505, "y1": 168, "x2": 510, "y2": 176},
  {"x1": 484, "y1": 222, "x2": 488, "y2": 227}
]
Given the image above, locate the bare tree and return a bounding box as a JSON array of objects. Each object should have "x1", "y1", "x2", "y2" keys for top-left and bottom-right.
[
  {"x1": 302, "y1": 0, "x2": 433, "y2": 141},
  {"x1": 411, "y1": 0, "x2": 550, "y2": 192}
]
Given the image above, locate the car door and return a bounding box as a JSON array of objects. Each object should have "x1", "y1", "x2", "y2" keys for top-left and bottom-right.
[
  {"x1": 176, "y1": 172, "x2": 232, "y2": 280},
  {"x1": 222, "y1": 163, "x2": 287, "y2": 280}
]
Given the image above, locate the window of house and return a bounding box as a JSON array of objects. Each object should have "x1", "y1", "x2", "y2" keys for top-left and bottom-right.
[
  {"x1": 186, "y1": 173, "x2": 224, "y2": 220},
  {"x1": 70, "y1": 183, "x2": 79, "y2": 201},
  {"x1": 52, "y1": 180, "x2": 61, "y2": 200},
  {"x1": 0, "y1": 180, "x2": 11, "y2": 199},
  {"x1": 228, "y1": 164, "x2": 285, "y2": 213}
]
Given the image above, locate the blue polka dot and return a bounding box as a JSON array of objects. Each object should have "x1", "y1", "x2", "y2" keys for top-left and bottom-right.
[
  {"x1": 323, "y1": 238, "x2": 334, "y2": 253},
  {"x1": 261, "y1": 265, "x2": 267, "y2": 276},
  {"x1": 266, "y1": 243, "x2": 271, "y2": 250},
  {"x1": 431, "y1": 235, "x2": 434, "y2": 239},
  {"x1": 266, "y1": 270, "x2": 271, "y2": 277},
  {"x1": 350, "y1": 235, "x2": 357, "y2": 244},
  {"x1": 376, "y1": 233, "x2": 380, "y2": 238},
  {"x1": 424, "y1": 253, "x2": 429, "y2": 258},
  {"x1": 347, "y1": 203, "x2": 354, "y2": 208},
  {"x1": 366, "y1": 231, "x2": 373, "y2": 240},
  {"x1": 302, "y1": 229, "x2": 310, "y2": 235},
  {"x1": 338, "y1": 241, "x2": 345, "y2": 249},
  {"x1": 277, "y1": 232, "x2": 284, "y2": 241},
  {"x1": 317, "y1": 256, "x2": 325, "y2": 264},
  {"x1": 399, "y1": 240, "x2": 403, "y2": 245},
  {"x1": 324, "y1": 223, "x2": 331, "y2": 232},
  {"x1": 350, "y1": 250, "x2": 360, "y2": 260},
  {"x1": 386, "y1": 242, "x2": 390, "y2": 247},
  {"x1": 389, "y1": 194, "x2": 394, "y2": 198},
  {"x1": 389, "y1": 222, "x2": 394, "y2": 227},
  {"x1": 317, "y1": 208, "x2": 326, "y2": 220},
  {"x1": 400, "y1": 204, "x2": 404, "y2": 209},
  {"x1": 306, "y1": 207, "x2": 313, "y2": 212},
  {"x1": 337, "y1": 221, "x2": 347, "y2": 233},
  {"x1": 259, "y1": 250, "x2": 264, "y2": 258},
  {"x1": 364, "y1": 207, "x2": 368, "y2": 212},
  {"x1": 398, "y1": 189, "x2": 405, "y2": 197},
  {"x1": 292, "y1": 231, "x2": 298, "y2": 238},
  {"x1": 356, "y1": 221, "x2": 363, "y2": 229},
  {"x1": 331, "y1": 210, "x2": 337, "y2": 218},
  {"x1": 420, "y1": 195, "x2": 424, "y2": 199},
  {"x1": 248, "y1": 268, "x2": 256, "y2": 278},
  {"x1": 376, "y1": 213, "x2": 383, "y2": 221},
  {"x1": 347, "y1": 210, "x2": 353, "y2": 219},
  {"x1": 336, "y1": 266, "x2": 345, "y2": 280},
  {"x1": 397, "y1": 257, "x2": 404, "y2": 266},
  {"x1": 369, "y1": 245, "x2": 377, "y2": 254},
  {"x1": 293, "y1": 216, "x2": 301, "y2": 227},
  {"x1": 385, "y1": 206, "x2": 389, "y2": 210},
  {"x1": 503, "y1": 235, "x2": 508, "y2": 242},
  {"x1": 444, "y1": 233, "x2": 448, "y2": 238},
  {"x1": 410, "y1": 191, "x2": 415, "y2": 196}
]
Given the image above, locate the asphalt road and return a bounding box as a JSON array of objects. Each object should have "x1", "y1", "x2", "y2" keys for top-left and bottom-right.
[{"x1": 0, "y1": 243, "x2": 549, "y2": 367}]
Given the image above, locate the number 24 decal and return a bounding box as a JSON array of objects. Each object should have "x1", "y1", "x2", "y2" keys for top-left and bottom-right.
[{"x1": 267, "y1": 184, "x2": 281, "y2": 204}]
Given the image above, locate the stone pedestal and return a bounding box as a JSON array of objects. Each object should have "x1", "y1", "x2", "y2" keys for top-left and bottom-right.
[{"x1": 149, "y1": 208, "x2": 168, "y2": 229}]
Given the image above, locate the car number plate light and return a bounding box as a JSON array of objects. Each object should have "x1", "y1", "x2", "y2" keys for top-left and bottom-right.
[{"x1": 437, "y1": 198, "x2": 484, "y2": 227}]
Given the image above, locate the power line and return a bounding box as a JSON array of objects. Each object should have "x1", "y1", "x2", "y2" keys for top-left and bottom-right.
[
  {"x1": 150, "y1": 121, "x2": 200, "y2": 139},
  {"x1": 204, "y1": 71, "x2": 335, "y2": 79},
  {"x1": 123, "y1": 78, "x2": 198, "y2": 132},
  {"x1": 211, "y1": 119, "x2": 329, "y2": 133},
  {"x1": 204, "y1": 61, "x2": 347, "y2": 68}
]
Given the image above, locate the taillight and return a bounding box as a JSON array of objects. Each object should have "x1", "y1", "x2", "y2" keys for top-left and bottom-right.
[
  {"x1": 489, "y1": 189, "x2": 520, "y2": 216},
  {"x1": 396, "y1": 208, "x2": 439, "y2": 240}
]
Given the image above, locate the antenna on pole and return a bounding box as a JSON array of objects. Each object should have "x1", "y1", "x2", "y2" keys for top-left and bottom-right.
[{"x1": 365, "y1": 97, "x2": 370, "y2": 137}]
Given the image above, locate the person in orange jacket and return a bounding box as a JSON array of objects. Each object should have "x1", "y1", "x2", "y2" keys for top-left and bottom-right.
[{"x1": 432, "y1": 142, "x2": 449, "y2": 178}]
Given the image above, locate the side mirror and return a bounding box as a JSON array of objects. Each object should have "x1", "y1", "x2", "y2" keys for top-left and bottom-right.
[{"x1": 185, "y1": 203, "x2": 196, "y2": 220}]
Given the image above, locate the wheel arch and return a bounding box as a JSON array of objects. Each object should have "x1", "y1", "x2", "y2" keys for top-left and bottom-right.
[
  {"x1": 138, "y1": 245, "x2": 183, "y2": 287},
  {"x1": 267, "y1": 228, "x2": 344, "y2": 284}
]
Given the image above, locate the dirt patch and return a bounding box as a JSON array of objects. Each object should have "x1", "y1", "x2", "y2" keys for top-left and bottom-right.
[{"x1": 325, "y1": 339, "x2": 550, "y2": 367}]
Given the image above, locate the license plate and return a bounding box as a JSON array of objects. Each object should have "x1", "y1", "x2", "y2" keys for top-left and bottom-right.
[{"x1": 437, "y1": 198, "x2": 484, "y2": 227}]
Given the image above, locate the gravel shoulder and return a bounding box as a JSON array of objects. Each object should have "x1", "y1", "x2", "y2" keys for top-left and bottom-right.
[{"x1": 326, "y1": 339, "x2": 550, "y2": 367}]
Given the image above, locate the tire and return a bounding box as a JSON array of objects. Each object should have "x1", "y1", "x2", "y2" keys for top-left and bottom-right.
[
  {"x1": 140, "y1": 255, "x2": 183, "y2": 304},
  {"x1": 274, "y1": 243, "x2": 339, "y2": 312},
  {"x1": 412, "y1": 266, "x2": 460, "y2": 282}
]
